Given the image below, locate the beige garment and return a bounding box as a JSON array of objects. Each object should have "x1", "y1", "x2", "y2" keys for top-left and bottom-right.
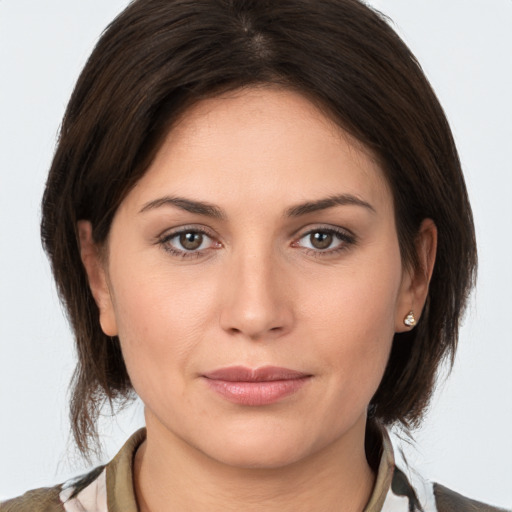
[{"x1": 1, "y1": 428, "x2": 507, "y2": 512}]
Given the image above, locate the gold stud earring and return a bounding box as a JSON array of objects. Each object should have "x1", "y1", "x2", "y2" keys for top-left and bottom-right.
[{"x1": 404, "y1": 311, "x2": 416, "y2": 327}]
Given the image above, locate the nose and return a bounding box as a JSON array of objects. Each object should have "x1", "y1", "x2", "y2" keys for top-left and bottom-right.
[{"x1": 219, "y1": 248, "x2": 294, "y2": 341}]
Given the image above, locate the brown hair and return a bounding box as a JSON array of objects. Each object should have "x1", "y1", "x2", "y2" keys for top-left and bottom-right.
[{"x1": 41, "y1": 0, "x2": 477, "y2": 455}]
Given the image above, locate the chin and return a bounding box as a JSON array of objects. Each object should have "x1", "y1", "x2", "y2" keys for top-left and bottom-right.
[
  {"x1": 203, "y1": 437, "x2": 313, "y2": 470},
  {"x1": 187, "y1": 416, "x2": 337, "y2": 471}
]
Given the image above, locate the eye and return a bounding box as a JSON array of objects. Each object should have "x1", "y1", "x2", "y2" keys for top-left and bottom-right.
[
  {"x1": 178, "y1": 231, "x2": 206, "y2": 251},
  {"x1": 159, "y1": 228, "x2": 220, "y2": 257},
  {"x1": 293, "y1": 227, "x2": 355, "y2": 254},
  {"x1": 306, "y1": 231, "x2": 336, "y2": 250}
]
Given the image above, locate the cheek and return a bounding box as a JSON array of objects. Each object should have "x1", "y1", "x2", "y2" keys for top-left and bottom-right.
[
  {"x1": 107, "y1": 262, "x2": 220, "y2": 392},
  {"x1": 300, "y1": 247, "x2": 402, "y2": 336},
  {"x1": 297, "y1": 246, "x2": 402, "y2": 389}
]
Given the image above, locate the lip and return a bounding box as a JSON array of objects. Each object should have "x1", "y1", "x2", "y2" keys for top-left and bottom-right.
[{"x1": 202, "y1": 366, "x2": 312, "y2": 406}]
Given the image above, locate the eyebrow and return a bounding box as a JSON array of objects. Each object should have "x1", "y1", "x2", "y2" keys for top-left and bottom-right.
[
  {"x1": 139, "y1": 193, "x2": 375, "y2": 219},
  {"x1": 139, "y1": 196, "x2": 226, "y2": 219},
  {"x1": 285, "y1": 194, "x2": 376, "y2": 217}
]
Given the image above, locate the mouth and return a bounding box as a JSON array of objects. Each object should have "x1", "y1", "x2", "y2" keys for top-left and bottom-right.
[{"x1": 202, "y1": 366, "x2": 312, "y2": 406}]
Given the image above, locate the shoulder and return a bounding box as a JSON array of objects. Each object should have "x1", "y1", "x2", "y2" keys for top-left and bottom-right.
[
  {"x1": 0, "y1": 429, "x2": 145, "y2": 512},
  {"x1": 377, "y1": 428, "x2": 509, "y2": 512},
  {"x1": 0, "y1": 465, "x2": 105, "y2": 512},
  {"x1": 387, "y1": 463, "x2": 508, "y2": 512},
  {"x1": 434, "y1": 483, "x2": 510, "y2": 512},
  {"x1": 0, "y1": 485, "x2": 64, "y2": 512}
]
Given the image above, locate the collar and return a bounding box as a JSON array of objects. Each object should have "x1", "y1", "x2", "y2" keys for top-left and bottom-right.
[{"x1": 62, "y1": 425, "x2": 435, "y2": 512}]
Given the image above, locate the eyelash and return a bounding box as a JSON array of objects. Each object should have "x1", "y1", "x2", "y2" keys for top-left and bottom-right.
[
  {"x1": 157, "y1": 226, "x2": 356, "y2": 259},
  {"x1": 158, "y1": 226, "x2": 218, "y2": 259},
  {"x1": 293, "y1": 227, "x2": 356, "y2": 257}
]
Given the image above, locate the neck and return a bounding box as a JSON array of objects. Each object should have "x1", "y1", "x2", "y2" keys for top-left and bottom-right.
[{"x1": 134, "y1": 413, "x2": 376, "y2": 512}]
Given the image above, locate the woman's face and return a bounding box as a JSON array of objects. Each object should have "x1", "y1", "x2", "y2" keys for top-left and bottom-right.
[{"x1": 84, "y1": 86, "x2": 420, "y2": 469}]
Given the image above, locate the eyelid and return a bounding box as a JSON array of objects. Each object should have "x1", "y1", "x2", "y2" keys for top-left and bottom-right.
[
  {"x1": 293, "y1": 224, "x2": 356, "y2": 241},
  {"x1": 157, "y1": 225, "x2": 222, "y2": 257},
  {"x1": 291, "y1": 225, "x2": 357, "y2": 253},
  {"x1": 157, "y1": 224, "x2": 217, "y2": 241}
]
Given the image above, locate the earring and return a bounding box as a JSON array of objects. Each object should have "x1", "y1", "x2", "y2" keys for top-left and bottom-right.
[{"x1": 404, "y1": 311, "x2": 416, "y2": 327}]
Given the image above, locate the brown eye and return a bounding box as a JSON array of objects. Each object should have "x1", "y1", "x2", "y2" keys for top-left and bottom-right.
[
  {"x1": 293, "y1": 227, "x2": 354, "y2": 254},
  {"x1": 309, "y1": 231, "x2": 333, "y2": 249},
  {"x1": 160, "y1": 228, "x2": 219, "y2": 257},
  {"x1": 179, "y1": 232, "x2": 203, "y2": 250}
]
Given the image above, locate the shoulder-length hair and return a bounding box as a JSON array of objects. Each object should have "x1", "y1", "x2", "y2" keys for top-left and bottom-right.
[{"x1": 41, "y1": 0, "x2": 477, "y2": 455}]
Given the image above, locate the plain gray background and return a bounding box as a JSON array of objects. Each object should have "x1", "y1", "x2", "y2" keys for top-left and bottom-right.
[{"x1": 1, "y1": 0, "x2": 511, "y2": 507}]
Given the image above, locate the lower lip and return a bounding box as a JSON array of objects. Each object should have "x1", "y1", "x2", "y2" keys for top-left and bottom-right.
[{"x1": 204, "y1": 377, "x2": 311, "y2": 406}]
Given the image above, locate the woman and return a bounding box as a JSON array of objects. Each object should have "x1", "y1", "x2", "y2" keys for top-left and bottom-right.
[{"x1": 1, "y1": 0, "x2": 508, "y2": 511}]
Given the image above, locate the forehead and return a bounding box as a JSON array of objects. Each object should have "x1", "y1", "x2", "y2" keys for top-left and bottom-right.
[{"x1": 124, "y1": 86, "x2": 392, "y2": 215}]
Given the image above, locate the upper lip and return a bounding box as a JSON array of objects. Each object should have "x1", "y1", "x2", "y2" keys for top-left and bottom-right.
[{"x1": 203, "y1": 366, "x2": 311, "y2": 382}]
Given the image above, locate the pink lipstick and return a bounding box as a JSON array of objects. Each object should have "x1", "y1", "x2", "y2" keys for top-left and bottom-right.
[{"x1": 202, "y1": 366, "x2": 311, "y2": 406}]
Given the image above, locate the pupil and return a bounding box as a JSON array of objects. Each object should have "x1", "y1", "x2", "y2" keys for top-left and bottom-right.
[
  {"x1": 180, "y1": 232, "x2": 203, "y2": 250},
  {"x1": 311, "y1": 232, "x2": 332, "y2": 249}
]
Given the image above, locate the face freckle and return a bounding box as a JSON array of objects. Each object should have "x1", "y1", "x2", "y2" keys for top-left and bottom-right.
[{"x1": 98, "y1": 85, "x2": 411, "y2": 470}]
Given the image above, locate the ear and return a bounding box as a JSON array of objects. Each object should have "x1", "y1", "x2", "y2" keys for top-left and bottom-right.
[
  {"x1": 395, "y1": 218, "x2": 437, "y2": 332},
  {"x1": 77, "y1": 220, "x2": 118, "y2": 336}
]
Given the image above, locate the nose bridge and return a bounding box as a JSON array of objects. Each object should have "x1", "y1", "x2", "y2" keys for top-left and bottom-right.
[{"x1": 219, "y1": 239, "x2": 293, "y2": 340}]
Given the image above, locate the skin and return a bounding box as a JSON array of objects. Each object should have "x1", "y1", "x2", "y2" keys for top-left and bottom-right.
[{"x1": 79, "y1": 86, "x2": 436, "y2": 512}]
